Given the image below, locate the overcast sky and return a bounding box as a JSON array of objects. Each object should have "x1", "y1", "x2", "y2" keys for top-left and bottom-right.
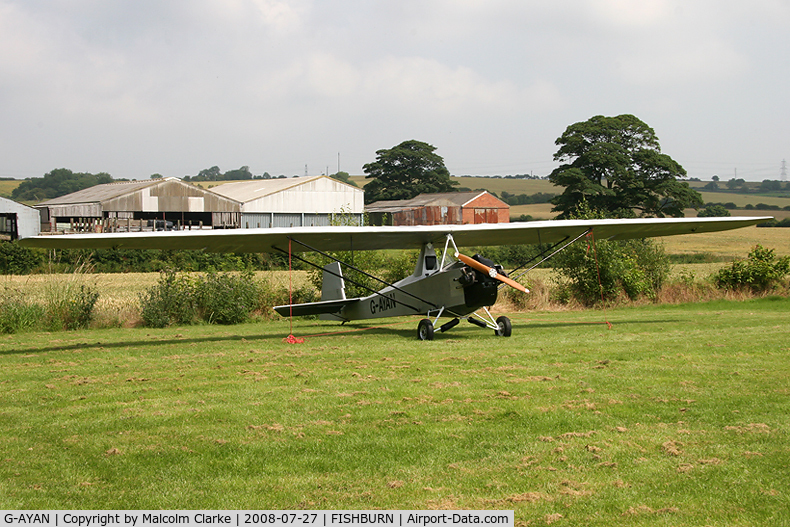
[{"x1": 1, "y1": 0, "x2": 788, "y2": 182}]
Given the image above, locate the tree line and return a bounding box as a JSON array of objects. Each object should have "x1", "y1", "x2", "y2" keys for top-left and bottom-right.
[
  {"x1": 703, "y1": 178, "x2": 790, "y2": 193},
  {"x1": 12, "y1": 169, "x2": 118, "y2": 202}
]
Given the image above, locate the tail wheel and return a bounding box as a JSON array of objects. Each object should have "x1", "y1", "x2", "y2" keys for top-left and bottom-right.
[
  {"x1": 417, "y1": 319, "x2": 435, "y2": 341},
  {"x1": 495, "y1": 316, "x2": 512, "y2": 337}
]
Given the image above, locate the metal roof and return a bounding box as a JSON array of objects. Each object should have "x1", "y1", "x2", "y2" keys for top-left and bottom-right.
[
  {"x1": 367, "y1": 191, "x2": 499, "y2": 212},
  {"x1": 209, "y1": 175, "x2": 360, "y2": 203},
  {"x1": 1, "y1": 196, "x2": 38, "y2": 212},
  {"x1": 35, "y1": 178, "x2": 180, "y2": 205}
]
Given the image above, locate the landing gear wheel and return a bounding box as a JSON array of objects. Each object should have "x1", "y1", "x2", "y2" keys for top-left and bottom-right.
[
  {"x1": 495, "y1": 316, "x2": 512, "y2": 337},
  {"x1": 417, "y1": 319, "x2": 435, "y2": 341}
]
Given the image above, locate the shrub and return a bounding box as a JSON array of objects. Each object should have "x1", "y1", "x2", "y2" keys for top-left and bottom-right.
[
  {"x1": 0, "y1": 295, "x2": 45, "y2": 334},
  {"x1": 698, "y1": 204, "x2": 731, "y2": 217},
  {"x1": 139, "y1": 270, "x2": 197, "y2": 328},
  {"x1": 194, "y1": 270, "x2": 260, "y2": 325},
  {"x1": 256, "y1": 279, "x2": 318, "y2": 319},
  {"x1": 41, "y1": 262, "x2": 101, "y2": 330},
  {"x1": 44, "y1": 283, "x2": 100, "y2": 330},
  {"x1": 550, "y1": 202, "x2": 670, "y2": 305},
  {"x1": 0, "y1": 241, "x2": 44, "y2": 274},
  {"x1": 756, "y1": 218, "x2": 790, "y2": 228},
  {"x1": 477, "y1": 244, "x2": 549, "y2": 269},
  {"x1": 140, "y1": 270, "x2": 273, "y2": 327},
  {"x1": 553, "y1": 237, "x2": 669, "y2": 305},
  {"x1": 382, "y1": 250, "x2": 420, "y2": 284},
  {"x1": 713, "y1": 245, "x2": 790, "y2": 292}
]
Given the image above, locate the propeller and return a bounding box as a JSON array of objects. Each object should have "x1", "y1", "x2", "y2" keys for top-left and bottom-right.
[{"x1": 455, "y1": 252, "x2": 530, "y2": 293}]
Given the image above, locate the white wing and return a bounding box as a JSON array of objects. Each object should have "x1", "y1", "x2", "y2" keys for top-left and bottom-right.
[{"x1": 19, "y1": 216, "x2": 772, "y2": 253}]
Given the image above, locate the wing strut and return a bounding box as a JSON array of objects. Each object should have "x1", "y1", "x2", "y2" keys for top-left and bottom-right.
[
  {"x1": 272, "y1": 246, "x2": 421, "y2": 313},
  {"x1": 285, "y1": 237, "x2": 440, "y2": 310},
  {"x1": 504, "y1": 229, "x2": 592, "y2": 286}
]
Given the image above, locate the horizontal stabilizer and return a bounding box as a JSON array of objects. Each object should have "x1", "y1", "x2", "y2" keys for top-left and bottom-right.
[{"x1": 274, "y1": 298, "x2": 360, "y2": 317}]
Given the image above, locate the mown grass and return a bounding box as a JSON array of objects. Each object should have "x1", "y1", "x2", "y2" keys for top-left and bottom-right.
[{"x1": 0, "y1": 298, "x2": 788, "y2": 524}]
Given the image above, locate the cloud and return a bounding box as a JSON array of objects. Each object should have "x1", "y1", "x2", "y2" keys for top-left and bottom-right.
[
  {"x1": 360, "y1": 56, "x2": 564, "y2": 117},
  {"x1": 586, "y1": 0, "x2": 676, "y2": 28},
  {"x1": 617, "y1": 37, "x2": 748, "y2": 86},
  {"x1": 251, "y1": 0, "x2": 309, "y2": 33},
  {"x1": 0, "y1": 0, "x2": 787, "y2": 179}
]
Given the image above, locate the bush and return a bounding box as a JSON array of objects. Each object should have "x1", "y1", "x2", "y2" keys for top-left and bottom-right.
[
  {"x1": 44, "y1": 282, "x2": 100, "y2": 330},
  {"x1": 139, "y1": 270, "x2": 197, "y2": 328},
  {"x1": 0, "y1": 295, "x2": 45, "y2": 334},
  {"x1": 550, "y1": 203, "x2": 670, "y2": 305},
  {"x1": 381, "y1": 250, "x2": 420, "y2": 284},
  {"x1": 256, "y1": 279, "x2": 318, "y2": 319},
  {"x1": 698, "y1": 204, "x2": 731, "y2": 217},
  {"x1": 713, "y1": 245, "x2": 790, "y2": 292},
  {"x1": 756, "y1": 218, "x2": 790, "y2": 228},
  {"x1": 0, "y1": 241, "x2": 44, "y2": 274},
  {"x1": 40, "y1": 262, "x2": 101, "y2": 330},
  {"x1": 552, "y1": 237, "x2": 669, "y2": 305},
  {"x1": 140, "y1": 269, "x2": 274, "y2": 327},
  {"x1": 476, "y1": 244, "x2": 549, "y2": 269},
  {"x1": 195, "y1": 270, "x2": 260, "y2": 325}
]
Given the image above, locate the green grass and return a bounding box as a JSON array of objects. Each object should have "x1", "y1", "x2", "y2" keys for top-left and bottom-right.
[
  {"x1": 0, "y1": 179, "x2": 23, "y2": 195},
  {"x1": 1, "y1": 298, "x2": 788, "y2": 524}
]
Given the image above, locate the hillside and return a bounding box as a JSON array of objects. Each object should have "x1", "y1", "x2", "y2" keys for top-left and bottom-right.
[{"x1": 0, "y1": 179, "x2": 22, "y2": 198}]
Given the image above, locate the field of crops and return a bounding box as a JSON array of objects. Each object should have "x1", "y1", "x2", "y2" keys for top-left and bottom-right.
[{"x1": 0, "y1": 180, "x2": 22, "y2": 197}]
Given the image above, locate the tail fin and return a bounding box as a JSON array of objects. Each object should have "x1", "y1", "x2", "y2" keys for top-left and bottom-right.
[{"x1": 321, "y1": 261, "x2": 346, "y2": 301}]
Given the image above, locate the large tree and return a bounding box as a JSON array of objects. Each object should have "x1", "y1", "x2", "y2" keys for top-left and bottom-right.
[
  {"x1": 363, "y1": 140, "x2": 457, "y2": 203},
  {"x1": 548, "y1": 114, "x2": 702, "y2": 218}
]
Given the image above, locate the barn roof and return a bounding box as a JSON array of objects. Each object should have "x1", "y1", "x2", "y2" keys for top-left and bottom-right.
[
  {"x1": 209, "y1": 175, "x2": 360, "y2": 204},
  {"x1": 366, "y1": 191, "x2": 503, "y2": 212},
  {"x1": 36, "y1": 178, "x2": 182, "y2": 205},
  {"x1": 1, "y1": 196, "x2": 38, "y2": 213}
]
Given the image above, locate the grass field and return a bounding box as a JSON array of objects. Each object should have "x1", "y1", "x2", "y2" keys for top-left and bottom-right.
[
  {"x1": 0, "y1": 180, "x2": 22, "y2": 198},
  {"x1": 0, "y1": 298, "x2": 788, "y2": 524},
  {"x1": 660, "y1": 225, "x2": 790, "y2": 259},
  {"x1": 695, "y1": 190, "x2": 790, "y2": 209}
]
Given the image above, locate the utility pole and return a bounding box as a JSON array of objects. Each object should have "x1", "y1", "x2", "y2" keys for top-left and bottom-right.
[{"x1": 782, "y1": 159, "x2": 787, "y2": 182}]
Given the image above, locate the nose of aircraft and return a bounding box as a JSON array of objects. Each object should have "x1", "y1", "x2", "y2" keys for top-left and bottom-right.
[{"x1": 454, "y1": 252, "x2": 530, "y2": 294}]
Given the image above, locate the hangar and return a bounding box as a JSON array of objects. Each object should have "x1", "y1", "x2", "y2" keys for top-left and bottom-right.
[
  {"x1": 366, "y1": 191, "x2": 510, "y2": 226},
  {"x1": 209, "y1": 175, "x2": 365, "y2": 228},
  {"x1": 0, "y1": 196, "x2": 40, "y2": 240},
  {"x1": 35, "y1": 178, "x2": 241, "y2": 232}
]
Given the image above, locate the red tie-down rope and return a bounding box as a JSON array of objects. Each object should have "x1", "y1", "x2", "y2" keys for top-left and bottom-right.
[
  {"x1": 284, "y1": 238, "x2": 305, "y2": 344},
  {"x1": 587, "y1": 229, "x2": 613, "y2": 330}
]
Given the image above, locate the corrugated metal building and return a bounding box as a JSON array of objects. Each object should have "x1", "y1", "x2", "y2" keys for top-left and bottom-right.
[
  {"x1": 209, "y1": 175, "x2": 365, "y2": 228},
  {"x1": 1, "y1": 196, "x2": 41, "y2": 240},
  {"x1": 35, "y1": 178, "x2": 241, "y2": 232},
  {"x1": 367, "y1": 191, "x2": 510, "y2": 226}
]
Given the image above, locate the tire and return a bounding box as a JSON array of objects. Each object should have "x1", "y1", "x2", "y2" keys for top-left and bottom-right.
[
  {"x1": 417, "y1": 318, "x2": 435, "y2": 341},
  {"x1": 495, "y1": 316, "x2": 512, "y2": 337}
]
